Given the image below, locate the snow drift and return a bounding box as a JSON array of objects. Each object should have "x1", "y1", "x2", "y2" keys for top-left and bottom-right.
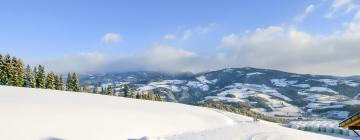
[{"x1": 0, "y1": 86, "x2": 350, "y2": 140}]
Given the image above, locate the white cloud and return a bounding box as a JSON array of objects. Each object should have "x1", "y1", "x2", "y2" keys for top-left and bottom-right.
[
  {"x1": 325, "y1": 0, "x2": 358, "y2": 19},
  {"x1": 101, "y1": 33, "x2": 122, "y2": 43},
  {"x1": 163, "y1": 34, "x2": 177, "y2": 40},
  {"x1": 43, "y1": 52, "x2": 107, "y2": 73},
  {"x1": 293, "y1": 4, "x2": 315, "y2": 23},
  {"x1": 219, "y1": 24, "x2": 360, "y2": 76}
]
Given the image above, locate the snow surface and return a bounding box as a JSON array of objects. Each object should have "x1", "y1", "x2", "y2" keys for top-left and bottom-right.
[
  {"x1": 196, "y1": 76, "x2": 212, "y2": 84},
  {"x1": 246, "y1": 72, "x2": 264, "y2": 77},
  {"x1": 186, "y1": 81, "x2": 209, "y2": 91},
  {"x1": 292, "y1": 84, "x2": 311, "y2": 88},
  {"x1": 271, "y1": 79, "x2": 297, "y2": 87},
  {"x1": 0, "y1": 86, "x2": 348, "y2": 140},
  {"x1": 137, "y1": 80, "x2": 184, "y2": 93},
  {"x1": 307, "y1": 87, "x2": 338, "y2": 94},
  {"x1": 316, "y1": 79, "x2": 338, "y2": 86}
]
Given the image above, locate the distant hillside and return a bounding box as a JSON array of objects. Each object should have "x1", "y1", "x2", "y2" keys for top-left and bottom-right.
[{"x1": 80, "y1": 67, "x2": 360, "y2": 120}]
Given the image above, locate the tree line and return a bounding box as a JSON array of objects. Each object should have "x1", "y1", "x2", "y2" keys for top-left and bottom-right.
[
  {"x1": 90, "y1": 84, "x2": 162, "y2": 101},
  {"x1": 0, "y1": 53, "x2": 162, "y2": 102},
  {"x1": 0, "y1": 54, "x2": 80, "y2": 92}
]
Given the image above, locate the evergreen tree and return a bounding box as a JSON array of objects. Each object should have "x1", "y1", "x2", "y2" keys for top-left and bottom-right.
[
  {"x1": 136, "y1": 93, "x2": 141, "y2": 99},
  {"x1": 31, "y1": 67, "x2": 37, "y2": 88},
  {"x1": 100, "y1": 87, "x2": 106, "y2": 95},
  {"x1": 4, "y1": 54, "x2": 13, "y2": 86},
  {"x1": 71, "y1": 73, "x2": 80, "y2": 92},
  {"x1": 107, "y1": 86, "x2": 114, "y2": 96},
  {"x1": 92, "y1": 87, "x2": 98, "y2": 94},
  {"x1": 58, "y1": 75, "x2": 64, "y2": 90},
  {"x1": 24, "y1": 65, "x2": 32, "y2": 87},
  {"x1": 66, "y1": 73, "x2": 72, "y2": 91},
  {"x1": 123, "y1": 85, "x2": 129, "y2": 97},
  {"x1": 45, "y1": 72, "x2": 56, "y2": 89},
  {"x1": 54, "y1": 74, "x2": 59, "y2": 89},
  {"x1": 36, "y1": 65, "x2": 46, "y2": 88},
  {"x1": 0, "y1": 54, "x2": 4, "y2": 85},
  {"x1": 130, "y1": 89, "x2": 137, "y2": 98},
  {"x1": 155, "y1": 95, "x2": 162, "y2": 101},
  {"x1": 13, "y1": 58, "x2": 24, "y2": 87}
]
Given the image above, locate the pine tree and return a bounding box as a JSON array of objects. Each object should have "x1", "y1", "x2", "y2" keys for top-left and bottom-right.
[
  {"x1": 155, "y1": 95, "x2": 161, "y2": 101},
  {"x1": 0, "y1": 54, "x2": 4, "y2": 85},
  {"x1": 123, "y1": 85, "x2": 129, "y2": 97},
  {"x1": 54, "y1": 74, "x2": 59, "y2": 89},
  {"x1": 13, "y1": 58, "x2": 24, "y2": 87},
  {"x1": 4, "y1": 54, "x2": 13, "y2": 86},
  {"x1": 100, "y1": 87, "x2": 106, "y2": 95},
  {"x1": 58, "y1": 75, "x2": 64, "y2": 90},
  {"x1": 107, "y1": 86, "x2": 114, "y2": 96},
  {"x1": 130, "y1": 89, "x2": 137, "y2": 98},
  {"x1": 136, "y1": 93, "x2": 141, "y2": 99},
  {"x1": 46, "y1": 72, "x2": 56, "y2": 89},
  {"x1": 71, "y1": 73, "x2": 80, "y2": 92},
  {"x1": 66, "y1": 73, "x2": 72, "y2": 91},
  {"x1": 92, "y1": 87, "x2": 98, "y2": 94},
  {"x1": 24, "y1": 65, "x2": 32, "y2": 87},
  {"x1": 31, "y1": 67, "x2": 37, "y2": 88},
  {"x1": 36, "y1": 65, "x2": 46, "y2": 88}
]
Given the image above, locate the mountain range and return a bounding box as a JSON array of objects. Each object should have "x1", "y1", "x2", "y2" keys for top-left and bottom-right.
[{"x1": 80, "y1": 67, "x2": 360, "y2": 120}]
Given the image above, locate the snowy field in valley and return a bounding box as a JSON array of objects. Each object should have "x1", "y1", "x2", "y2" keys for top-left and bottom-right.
[{"x1": 0, "y1": 86, "x2": 352, "y2": 140}]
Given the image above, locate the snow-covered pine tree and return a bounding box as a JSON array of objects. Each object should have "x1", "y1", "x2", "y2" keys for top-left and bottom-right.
[
  {"x1": 36, "y1": 65, "x2": 46, "y2": 88},
  {"x1": 4, "y1": 54, "x2": 13, "y2": 86},
  {"x1": 54, "y1": 74, "x2": 59, "y2": 89},
  {"x1": 58, "y1": 75, "x2": 64, "y2": 90},
  {"x1": 24, "y1": 65, "x2": 32, "y2": 87},
  {"x1": 46, "y1": 72, "x2": 56, "y2": 89},
  {"x1": 71, "y1": 73, "x2": 80, "y2": 92},
  {"x1": 31, "y1": 67, "x2": 37, "y2": 88},
  {"x1": 130, "y1": 89, "x2": 136, "y2": 98},
  {"x1": 13, "y1": 58, "x2": 24, "y2": 87},
  {"x1": 106, "y1": 86, "x2": 113, "y2": 96},
  {"x1": 0, "y1": 54, "x2": 4, "y2": 85},
  {"x1": 66, "y1": 73, "x2": 72, "y2": 91}
]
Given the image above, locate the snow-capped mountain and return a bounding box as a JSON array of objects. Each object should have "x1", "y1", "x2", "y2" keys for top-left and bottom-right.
[{"x1": 80, "y1": 67, "x2": 360, "y2": 120}]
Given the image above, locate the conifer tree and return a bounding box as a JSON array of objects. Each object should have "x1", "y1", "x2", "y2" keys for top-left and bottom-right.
[
  {"x1": 100, "y1": 87, "x2": 106, "y2": 95},
  {"x1": 4, "y1": 54, "x2": 13, "y2": 85},
  {"x1": 92, "y1": 87, "x2": 98, "y2": 94},
  {"x1": 123, "y1": 85, "x2": 129, "y2": 97},
  {"x1": 136, "y1": 93, "x2": 141, "y2": 99},
  {"x1": 58, "y1": 75, "x2": 64, "y2": 90},
  {"x1": 24, "y1": 65, "x2": 32, "y2": 87},
  {"x1": 130, "y1": 89, "x2": 137, "y2": 98},
  {"x1": 107, "y1": 86, "x2": 113, "y2": 96},
  {"x1": 46, "y1": 72, "x2": 56, "y2": 89},
  {"x1": 32, "y1": 67, "x2": 37, "y2": 88},
  {"x1": 66, "y1": 73, "x2": 72, "y2": 91},
  {"x1": 54, "y1": 74, "x2": 59, "y2": 89},
  {"x1": 0, "y1": 54, "x2": 4, "y2": 85},
  {"x1": 36, "y1": 65, "x2": 46, "y2": 88},
  {"x1": 155, "y1": 95, "x2": 162, "y2": 101},
  {"x1": 71, "y1": 73, "x2": 80, "y2": 92},
  {"x1": 13, "y1": 58, "x2": 24, "y2": 87}
]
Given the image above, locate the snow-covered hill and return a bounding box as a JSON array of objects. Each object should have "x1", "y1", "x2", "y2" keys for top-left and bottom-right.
[
  {"x1": 80, "y1": 67, "x2": 360, "y2": 120},
  {"x1": 0, "y1": 86, "x2": 350, "y2": 140}
]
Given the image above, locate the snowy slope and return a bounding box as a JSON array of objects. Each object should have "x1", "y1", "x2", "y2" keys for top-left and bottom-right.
[{"x1": 0, "y1": 86, "x2": 348, "y2": 140}]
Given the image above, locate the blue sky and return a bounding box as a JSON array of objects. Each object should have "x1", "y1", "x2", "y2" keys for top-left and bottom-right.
[{"x1": 1, "y1": 0, "x2": 360, "y2": 75}]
